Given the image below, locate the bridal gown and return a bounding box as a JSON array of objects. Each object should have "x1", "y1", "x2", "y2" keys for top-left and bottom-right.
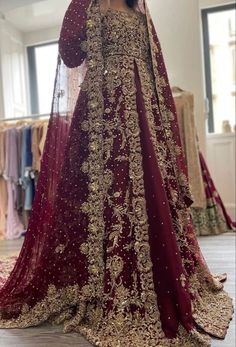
[{"x1": 0, "y1": 1, "x2": 233, "y2": 346}]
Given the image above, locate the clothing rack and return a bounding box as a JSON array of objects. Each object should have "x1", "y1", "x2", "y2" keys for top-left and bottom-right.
[{"x1": 0, "y1": 113, "x2": 50, "y2": 123}]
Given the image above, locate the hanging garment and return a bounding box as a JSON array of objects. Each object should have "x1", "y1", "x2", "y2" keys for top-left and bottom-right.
[
  {"x1": 4, "y1": 128, "x2": 24, "y2": 239},
  {"x1": 173, "y1": 89, "x2": 206, "y2": 208},
  {"x1": 0, "y1": 1, "x2": 233, "y2": 347},
  {"x1": 174, "y1": 88, "x2": 235, "y2": 235},
  {"x1": 20, "y1": 126, "x2": 35, "y2": 211},
  {"x1": 38, "y1": 121, "x2": 48, "y2": 161},
  {"x1": 192, "y1": 152, "x2": 236, "y2": 235},
  {"x1": 32, "y1": 123, "x2": 43, "y2": 173},
  {"x1": 32, "y1": 121, "x2": 49, "y2": 186},
  {"x1": 0, "y1": 130, "x2": 8, "y2": 239},
  {"x1": 0, "y1": 120, "x2": 49, "y2": 235}
]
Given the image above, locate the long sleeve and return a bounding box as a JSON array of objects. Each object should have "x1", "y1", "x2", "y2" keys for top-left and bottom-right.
[{"x1": 59, "y1": 0, "x2": 92, "y2": 68}]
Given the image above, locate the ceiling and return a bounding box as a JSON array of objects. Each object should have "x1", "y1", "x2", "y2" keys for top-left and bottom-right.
[
  {"x1": 0, "y1": 0, "x2": 44, "y2": 13},
  {"x1": 0, "y1": 0, "x2": 71, "y2": 32}
]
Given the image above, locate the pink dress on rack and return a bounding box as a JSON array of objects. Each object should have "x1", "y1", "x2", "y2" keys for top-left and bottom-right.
[{"x1": 4, "y1": 128, "x2": 24, "y2": 240}]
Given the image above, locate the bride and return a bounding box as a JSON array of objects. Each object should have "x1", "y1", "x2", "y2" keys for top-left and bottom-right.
[{"x1": 0, "y1": 1, "x2": 233, "y2": 346}]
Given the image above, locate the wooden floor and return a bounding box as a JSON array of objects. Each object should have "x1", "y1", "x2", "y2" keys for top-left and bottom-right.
[{"x1": 0, "y1": 233, "x2": 235, "y2": 347}]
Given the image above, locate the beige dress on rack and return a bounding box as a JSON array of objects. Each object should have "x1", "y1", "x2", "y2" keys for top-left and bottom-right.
[
  {"x1": 173, "y1": 88, "x2": 206, "y2": 208},
  {"x1": 173, "y1": 88, "x2": 235, "y2": 236}
]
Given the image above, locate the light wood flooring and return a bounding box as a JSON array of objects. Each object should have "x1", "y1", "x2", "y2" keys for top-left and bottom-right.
[{"x1": 0, "y1": 233, "x2": 235, "y2": 347}]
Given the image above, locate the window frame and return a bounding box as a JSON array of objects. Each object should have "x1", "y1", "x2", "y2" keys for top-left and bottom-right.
[
  {"x1": 201, "y1": 3, "x2": 236, "y2": 133},
  {"x1": 27, "y1": 41, "x2": 58, "y2": 115}
]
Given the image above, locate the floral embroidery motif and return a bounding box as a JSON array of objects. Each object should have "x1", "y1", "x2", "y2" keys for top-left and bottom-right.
[{"x1": 55, "y1": 244, "x2": 66, "y2": 254}]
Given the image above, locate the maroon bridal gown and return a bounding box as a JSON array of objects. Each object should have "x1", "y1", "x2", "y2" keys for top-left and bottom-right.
[{"x1": 0, "y1": 1, "x2": 233, "y2": 346}]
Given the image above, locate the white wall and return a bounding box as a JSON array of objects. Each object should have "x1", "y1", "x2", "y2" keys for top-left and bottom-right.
[
  {"x1": 0, "y1": 0, "x2": 42, "y2": 13},
  {"x1": 0, "y1": 22, "x2": 60, "y2": 119},
  {"x1": 0, "y1": 17, "x2": 27, "y2": 119},
  {"x1": 23, "y1": 26, "x2": 60, "y2": 46},
  {"x1": 147, "y1": 0, "x2": 206, "y2": 153}
]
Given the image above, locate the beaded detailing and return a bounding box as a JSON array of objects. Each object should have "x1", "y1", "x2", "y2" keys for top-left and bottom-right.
[{"x1": 102, "y1": 9, "x2": 150, "y2": 62}]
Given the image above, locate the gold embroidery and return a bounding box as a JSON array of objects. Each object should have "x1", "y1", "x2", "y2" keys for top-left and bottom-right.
[
  {"x1": 55, "y1": 244, "x2": 66, "y2": 254},
  {"x1": 180, "y1": 273, "x2": 187, "y2": 288},
  {"x1": 0, "y1": 4, "x2": 232, "y2": 347},
  {"x1": 107, "y1": 255, "x2": 124, "y2": 281},
  {"x1": 80, "y1": 2, "x2": 106, "y2": 299}
]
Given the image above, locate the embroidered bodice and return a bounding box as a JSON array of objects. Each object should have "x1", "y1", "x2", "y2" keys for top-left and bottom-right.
[{"x1": 102, "y1": 9, "x2": 150, "y2": 62}]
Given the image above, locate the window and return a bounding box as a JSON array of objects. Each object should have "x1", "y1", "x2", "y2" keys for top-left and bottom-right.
[
  {"x1": 27, "y1": 42, "x2": 58, "y2": 115},
  {"x1": 202, "y1": 4, "x2": 236, "y2": 133}
]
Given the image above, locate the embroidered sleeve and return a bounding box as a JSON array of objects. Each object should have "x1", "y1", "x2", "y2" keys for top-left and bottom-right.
[{"x1": 59, "y1": 0, "x2": 91, "y2": 68}]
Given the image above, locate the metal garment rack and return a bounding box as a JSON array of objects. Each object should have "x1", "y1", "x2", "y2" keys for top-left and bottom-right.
[{"x1": 0, "y1": 113, "x2": 50, "y2": 123}]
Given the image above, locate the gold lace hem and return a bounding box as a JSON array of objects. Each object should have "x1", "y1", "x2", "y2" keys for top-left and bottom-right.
[{"x1": 0, "y1": 281, "x2": 233, "y2": 347}]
